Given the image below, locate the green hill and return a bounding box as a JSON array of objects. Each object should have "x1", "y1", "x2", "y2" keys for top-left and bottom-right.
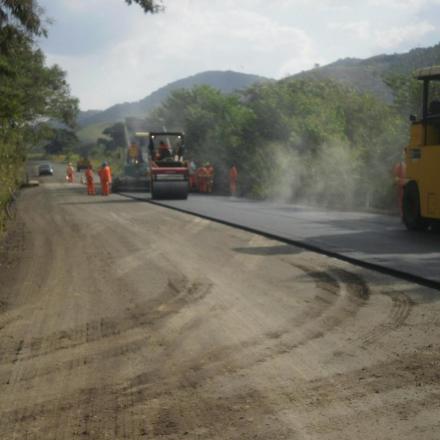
[
  {"x1": 77, "y1": 70, "x2": 269, "y2": 130},
  {"x1": 293, "y1": 42, "x2": 440, "y2": 102},
  {"x1": 77, "y1": 43, "x2": 440, "y2": 143}
]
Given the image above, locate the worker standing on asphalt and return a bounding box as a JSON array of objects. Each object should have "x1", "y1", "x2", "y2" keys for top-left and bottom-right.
[
  {"x1": 66, "y1": 163, "x2": 75, "y2": 183},
  {"x1": 84, "y1": 164, "x2": 96, "y2": 195},
  {"x1": 188, "y1": 160, "x2": 197, "y2": 191},
  {"x1": 393, "y1": 158, "x2": 407, "y2": 215},
  {"x1": 206, "y1": 162, "x2": 215, "y2": 193},
  {"x1": 98, "y1": 163, "x2": 105, "y2": 194},
  {"x1": 197, "y1": 164, "x2": 209, "y2": 193},
  {"x1": 229, "y1": 164, "x2": 238, "y2": 196},
  {"x1": 100, "y1": 161, "x2": 112, "y2": 196}
]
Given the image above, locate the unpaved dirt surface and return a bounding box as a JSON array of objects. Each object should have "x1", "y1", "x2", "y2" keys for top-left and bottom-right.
[{"x1": 0, "y1": 176, "x2": 439, "y2": 439}]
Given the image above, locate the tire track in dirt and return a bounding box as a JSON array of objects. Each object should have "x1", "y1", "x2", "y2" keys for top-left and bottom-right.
[
  {"x1": 0, "y1": 277, "x2": 212, "y2": 380},
  {"x1": 119, "y1": 261, "x2": 373, "y2": 389},
  {"x1": 0, "y1": 279, "x2": 215, "y2": 438},
  {"x1": 271, "y1": 262, "x2": 370, "y2": 355},
  {"x1": 358, "y1": 291, "x2": 413, "y2": 347},
  {"x1": 111, "y1": 261, "x2": 371, "y2": 394},
  {"x1": 0, "y1": 378, "x2": 296, "y2": 440}
]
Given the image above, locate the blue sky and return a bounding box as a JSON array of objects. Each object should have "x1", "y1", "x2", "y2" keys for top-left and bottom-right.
[{"x1": 38, "y1": 0, "x2": 440, "y2": 110}]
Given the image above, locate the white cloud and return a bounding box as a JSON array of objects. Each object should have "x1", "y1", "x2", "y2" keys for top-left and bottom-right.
[
  {"x1": 374, "y1": 22, "x2": 436, "y2": 49},
  {"x1": 368, "y1": 0, "x2": 440, "y2": 9},
  {"x1": 40, "y1": 0, "x2": 440, "y2": 109},
  {"x1": 329, "y1": 20, "x2": 436, "y2": 50},
  {"x1": 47, "y1": 3, "x2": 320, "y2": 109}
]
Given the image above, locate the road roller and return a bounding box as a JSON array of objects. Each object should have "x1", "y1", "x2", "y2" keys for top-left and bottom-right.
[{"x1": 147, "y1": 131, "x2": 189, "y2": 200}]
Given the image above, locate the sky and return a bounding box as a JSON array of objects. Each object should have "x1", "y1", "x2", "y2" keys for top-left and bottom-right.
[{"x1": 38, "y1": 0, "x2": 440, "y2": 111}]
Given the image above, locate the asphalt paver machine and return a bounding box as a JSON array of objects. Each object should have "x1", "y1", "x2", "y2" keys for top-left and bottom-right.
[{"x1": 112, "y1": 134, "x2": 150, "y2": 192}]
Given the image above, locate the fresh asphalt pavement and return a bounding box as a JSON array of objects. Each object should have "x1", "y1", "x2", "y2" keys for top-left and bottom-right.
[{"x1": 121, "y1": 192, "x2": 440, "y2": 285}]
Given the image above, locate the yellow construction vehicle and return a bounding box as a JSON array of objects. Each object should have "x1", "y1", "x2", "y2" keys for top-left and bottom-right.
[{"x1": 403, "y1": 66, "x2": 440, "y2": 230}]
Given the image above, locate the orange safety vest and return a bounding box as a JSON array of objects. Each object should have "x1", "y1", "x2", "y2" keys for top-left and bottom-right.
[
  {"x1": 85, "y1": 168, "x2": 94, "y2": 183},
  {"x1": 393, "y1": 161, "x2": 406, "y2": 187},
  {"x1": 103, "y1": 166, "x2": 112, "y2": 184},
  {"x1": 229, "y1": 166, "x2": 238, "y2": 182}
]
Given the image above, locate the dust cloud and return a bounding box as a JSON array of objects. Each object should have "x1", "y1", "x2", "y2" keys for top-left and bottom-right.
[{"x1": 263, "y1": 141, "x2": 397, "y2": 211}]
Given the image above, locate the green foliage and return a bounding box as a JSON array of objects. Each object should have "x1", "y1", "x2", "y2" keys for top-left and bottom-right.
[
  {"x1": 150, "y1": 79, "x2": 406, "y2": 209},
  {"x1": 99, "y1": 122, "x2": 127, "y2": 152},
  {"x1": 0, "y1": 40, "x2": 78, "y2": 126},
  {"x1": 124, "y1": 0, "x2": 164, "y2": 13},
  {"x1": 76, "y1": 122, "x2": 112, "y2": 143},
  {"x1": 44, "y1": 129, "x2": 78, "y2": 155},
  {"x1": 0, "y1": 0, "x2": 46, "y2": 40},
  {"x1": 384, "y1": 73, "x2": 422, "y2": 118},
  {"x1": 149, "y1": 85, "x2": 257, "y2": 191},
  {"x1": 0, "y1": 0, "x2": 79, "y2": 232}
]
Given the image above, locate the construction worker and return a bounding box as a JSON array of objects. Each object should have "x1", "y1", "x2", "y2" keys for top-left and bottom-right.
[
  {"x1": 127, "y1": 142, "x2": 139, "y2": 164},
  {"x1": 84, "y1": 164, "x2": 96, "y2": 195},
  {"x1": 393, "y1": 158, "x2": 407, "y2": 215},
  {"x1": 98, "y1": 161, "x2": 112, "y2": 196},
  {"x1": 206, "y1": 162, "x2": 215, "y2": 193},
  {"x1": 175, "y1": 139, "x2": 185, "y2": 161},
  {"x1": 196, "y1": 165, "x2": 210, "y2": 193},
  {"x1": 229, "y1": 164, "x2": 238, "y2": 196},
  {"x1": 98, "y1": 162, "x2": 110, "y2": 196},
  {"x1": 188, "y1": 160, "x2": 197, "y2": 191},
  {"x1": 157, "y1": 141, "x2": 171, "y2": 160},
  {"x1": 98, "y1": 163, "x2": 104, "y2": 194},
  {"x1": 66, "y1": 163, "x2": 75, "y2": 183}
]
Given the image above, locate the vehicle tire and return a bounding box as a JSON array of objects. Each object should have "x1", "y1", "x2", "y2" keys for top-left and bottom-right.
[
  {"x1": 402, "y1": 181, "x2": 429, "y2": 231},
  {"x1": 151, "y1": 183, "x2": 158, "y2": 200},
  {"x1": 430, "y1": 220, "x2": 440, "y2": 233}
]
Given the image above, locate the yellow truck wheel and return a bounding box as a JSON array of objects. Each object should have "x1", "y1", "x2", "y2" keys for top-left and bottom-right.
[{"x1": 402, "y1": 181, "x2": 429, "y2": 231}]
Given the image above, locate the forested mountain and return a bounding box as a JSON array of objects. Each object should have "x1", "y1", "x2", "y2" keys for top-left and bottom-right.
[
  {"x1": 77, "y1": 71, "x2": 269, "y2": 127},
  {"x1": 293, "y1": 42, "x2": 440, "y2": 102}
]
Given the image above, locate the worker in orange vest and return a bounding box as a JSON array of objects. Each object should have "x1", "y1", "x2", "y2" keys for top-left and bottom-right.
[
  {"x1": 206, "y1": 163, "x2": 214, "y2": 193},
  {"x1": 196, "y1": 165, "x2": 209, "y2": 193},
  {"x1": 229, "y1": 164, "x2": 238, "y2": 196},
  {"x1": 99, "y1": 161, "x2": 112, "y2": 196},
  {"x1": 393, "y1": 159, "x2": 407, "y2": 215},
  {"x1": 66, "y1": 163, "x2": 75, "y2": 183},
  {"x1": 84, "y1": 164, "x2": 96, "y2": 195},
  {"x1": 98, "y1": 163, "x2": 104, "y2": 194},
  {"x1": 102, "y1": 162, "x2": 112, "y2": 196}
]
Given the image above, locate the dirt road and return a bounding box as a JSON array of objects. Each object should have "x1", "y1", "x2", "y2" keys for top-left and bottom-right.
[{"x1": 0, "y1": 178, "x2": 439, "y2": 439}]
